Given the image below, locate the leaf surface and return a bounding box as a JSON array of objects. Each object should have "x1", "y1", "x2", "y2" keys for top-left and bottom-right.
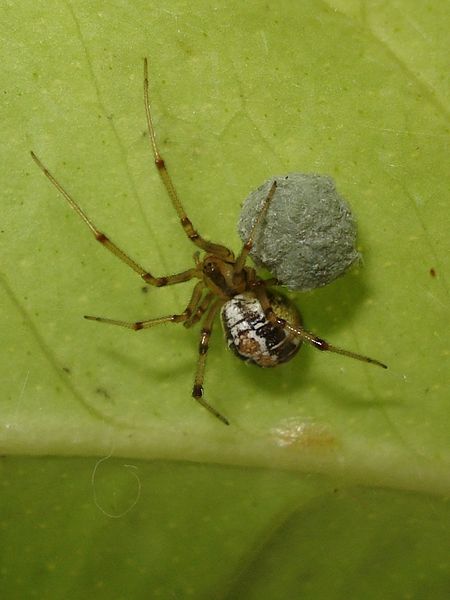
[{"x1": 1, "y1": 1, "x2": 449, "y2": 598}]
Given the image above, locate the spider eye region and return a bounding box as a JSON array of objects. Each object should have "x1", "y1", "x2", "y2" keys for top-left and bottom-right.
[
  {"x1": 202, "y1": 256, "x2": 234, "y2": 295},
  {"x1": 221, "y1": 292, "x2": 302, "y2": 367},
  {"x1": 203, "y1": 259, "x2": 217, "y2": 273}
]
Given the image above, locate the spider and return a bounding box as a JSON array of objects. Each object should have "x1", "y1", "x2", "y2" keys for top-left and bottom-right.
[{"x1": 31, "y1": 58, "x2": 387, "y2": 426}]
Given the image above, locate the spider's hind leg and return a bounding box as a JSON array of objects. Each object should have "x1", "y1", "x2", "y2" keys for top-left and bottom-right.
[{"x1": 253, "y1": 285, "x2": 387, "y2": 369}]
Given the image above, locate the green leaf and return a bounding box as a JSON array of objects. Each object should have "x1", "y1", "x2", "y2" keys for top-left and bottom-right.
[{"x1": 1, "y1": 1, "x2": 449, "y2": 598}]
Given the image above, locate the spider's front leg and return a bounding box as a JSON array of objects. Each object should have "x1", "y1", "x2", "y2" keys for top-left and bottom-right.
[
  {"x1": 143, "y1": 58, "x2": 233, "y2": 262},
  {"x1": 192, "y1": 299, "x2": 230, "y2": 425},
  {"x1": 234, "y1": 180, "x2": 278, "y2": 274},
  {"x1": 30, "y1": 151, "x2": 200, "y2": 288}
]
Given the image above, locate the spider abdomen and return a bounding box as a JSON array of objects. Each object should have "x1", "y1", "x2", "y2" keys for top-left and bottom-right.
[{"x1": 221, "y1": 291, "x2": 302, "y2": 367}]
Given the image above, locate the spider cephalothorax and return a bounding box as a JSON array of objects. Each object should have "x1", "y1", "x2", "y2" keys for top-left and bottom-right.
[{"x1": 31, "y1": 58, "x2": 386, "y2": 426}]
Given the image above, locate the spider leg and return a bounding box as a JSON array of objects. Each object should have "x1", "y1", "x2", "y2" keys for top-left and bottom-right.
[
  {"x1": 287, "y1": 327, "x2": 388, "y2": 369},
  {"x1": 234, "y1": 180, "x2": 278, "y2": 274},
  {"x1": 192, "y1": 299, "x2": 229, "y2": 425},
  {"x1": 262, "y1": 277, "x2": 280, "y2": 287},
  {"x1": 84, "y1": 281, "x2": 205, "y2": 330},
  {"x1": 30, "y1": 151, "x2": 200, "y2": 287},
  {"x1": 143, "y1": 58, "x2": 233, "y2": 261},
  {"x1": 184, "y1": 292, "x2": 214, "y2": 329},
  {"x1": 253, "y1": 284, "x2": 387, "y2": 369}
]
